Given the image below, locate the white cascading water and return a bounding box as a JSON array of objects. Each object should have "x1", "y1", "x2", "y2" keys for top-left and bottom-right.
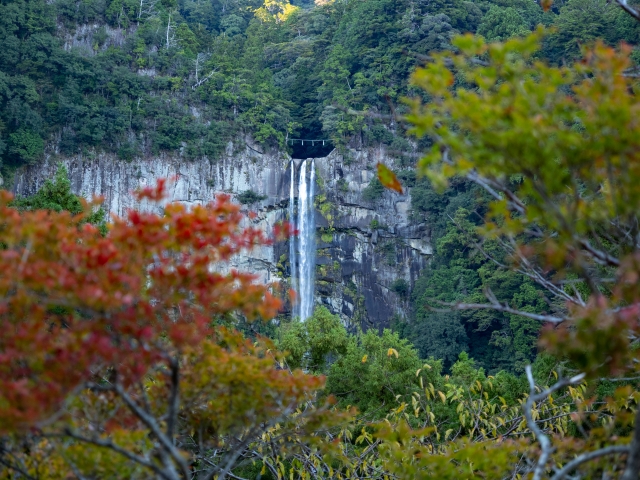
[
  {"x1": 289, "y1": 161, "x2": 298, "y2": 301},
  {"x1": 292, "y1": 159, "x2": 316, "y2": 321},
  {"x1": 305, "y1": 160, "x2": 316, "y2": 319}
]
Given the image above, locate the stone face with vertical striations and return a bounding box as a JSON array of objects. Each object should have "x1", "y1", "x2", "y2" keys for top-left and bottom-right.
[{"x1": 12, "y1": 145, "x2": 432, "y2": 330}]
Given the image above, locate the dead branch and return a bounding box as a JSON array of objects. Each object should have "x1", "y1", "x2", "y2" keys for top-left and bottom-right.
[
  {"x1": 432, "y1": 287, "x2": 566, "y2": 324},
  {"x1": 552, "y1": 445, "x2": 630, "y2": 480},
  {"x1": 524, "y1": 366, "x2": 586, "y2": 480}
]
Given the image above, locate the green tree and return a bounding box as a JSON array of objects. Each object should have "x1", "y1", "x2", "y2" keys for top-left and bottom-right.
[
  {"x1": 8, "y1": 129, "x2": 44, "y2": 165},
  {"x1": 404, "y1": 29, "x2": 640, "y2": 477},
  {"x1": 545, "y1": 0, "x2": 620, "y2": 63},
  {"x1": 411, "y1": 311, "x2": 468, "y2": 367},
  {"x1": 419, "y1": 0, "x2": 482, "y2": 32},
  {"x1": 413, "y1": 14, "x2": 457, "y2": 53},
  {"x1": 12, "y1": 164, "x2": 107, "y2": 232},
  {"x1": 326, "y1": 328, "x2": 424, "y2": 414},
  {"x1": 278, "y1": 306, "x2": 349, "y2": 372},
  {"x1": 477, "y1": 6, "x2": 530, "y2": 41}
]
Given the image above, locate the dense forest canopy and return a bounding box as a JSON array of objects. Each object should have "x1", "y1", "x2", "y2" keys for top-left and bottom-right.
[{"x1": 1, "y1": 0, "x2": 639, "y2": 172}]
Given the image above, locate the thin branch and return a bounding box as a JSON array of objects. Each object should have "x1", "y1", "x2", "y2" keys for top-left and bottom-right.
[
  {"x1": 463, "y1": 168, "x2": 526, "y2": 215},
  {"x1": 191, "y1": 68, "x2": 217, "y2": 90},
  {"x1": 249, "y1": 450, "x2": 280, "y2": 478},
  {"x1": 62, "y1": 429, "x2": 172, "y2": 480},
  {"x1": 577, "y1": 238, "x2": 620, "y2": 267},
  {"x1": 114, "y1": 382, "x2": 190, "y2": 479},
  {"x1": 137, "y1": 379, "x2": 153, "y2": 414},
  {"x1": 621, "y1": 406, "x2": 640, "y2": 480},
  {"x1": 551, "y1": 445, "x2": 630, "y2": 480},
  {"x1": 211, "y1": 437, "x2": 252, "y2": 480},
  {"x1": 525, "y1": 365, "x2": 586, "y2": 480},
  {"x1": 433, "y1": 291, "x2": 565, "y2": 324},
  {"x1": 440, "y1": 146, "x2": 527, "y2": 215},
  {"x1": 64, "y1": 455, "x2": 90, "y2": 480},
  {"x1": 18, "y1": 239, "x2": 33, "y2": 273},
  {"x1": 225, "y1": 471, "x2": 250, "y2": 480},
  {"x1": 0, "y1": 453, "x2": 37, "y2": 480},
  {"x1": 616, "y1": 0, "x2": 640, "y2": 21},
  {"x1": 166, "y1": 355, "x2": 180, "y2": 441},
  {"x1": 447, "y1": 213, "x2": 584, "y2": 307},
  {"x1": 600, "y1": 376, "x2": 640, "y2": 382}
]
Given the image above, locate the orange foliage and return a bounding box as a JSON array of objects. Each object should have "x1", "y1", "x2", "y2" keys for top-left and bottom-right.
[{"x1": 0, "y1": 181, "x2": 284, "y2": 432}]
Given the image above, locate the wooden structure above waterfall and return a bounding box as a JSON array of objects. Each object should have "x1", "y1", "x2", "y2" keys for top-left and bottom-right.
[
  {"x1": 287, "y1": 138, "x2": 330, "y2": 147},
  {"x1": 288, "y1": 135, "x2": 334, "y2": 159}
]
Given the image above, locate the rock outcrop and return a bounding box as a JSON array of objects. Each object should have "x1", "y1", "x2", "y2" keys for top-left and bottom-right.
[{"x1": 12, "y1": 144, "x2": 431, "y2": 329}]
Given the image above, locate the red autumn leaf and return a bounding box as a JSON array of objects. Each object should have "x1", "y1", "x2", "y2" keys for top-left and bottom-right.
[
  {"x1": 377, "y1": 163, "x2": 403, "y2": 194},
  {"x1": 0, "y1": 183, "x2": 289, "y2": 431}
]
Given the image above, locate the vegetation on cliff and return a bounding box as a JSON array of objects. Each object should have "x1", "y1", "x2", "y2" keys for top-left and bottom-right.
[{"x1": 2, "y1": 0, "x2": 639, "y2": 173}]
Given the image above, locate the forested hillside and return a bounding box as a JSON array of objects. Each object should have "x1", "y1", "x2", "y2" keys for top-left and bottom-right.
[{"x1": 2, "y1": 0, "x2": 639, "y2": 174}]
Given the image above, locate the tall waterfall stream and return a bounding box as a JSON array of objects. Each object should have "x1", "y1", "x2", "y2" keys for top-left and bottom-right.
[{"x1": 289, "y1": 159, "x2": 316, "y2": 321}]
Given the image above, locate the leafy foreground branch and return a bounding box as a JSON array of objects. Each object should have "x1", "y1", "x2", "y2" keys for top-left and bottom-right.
[
  {"x1": 0, "y1": 180, "x2": 346, "y2": 479},
  {"x1": 397, "y1": 26, "x2": 640, "y2": 480}
]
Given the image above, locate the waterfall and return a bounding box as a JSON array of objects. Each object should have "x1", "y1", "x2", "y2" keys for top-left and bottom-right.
[
  {"x1": 289, "y1": 161, "x2": 298, "y2": 300},
  {"x1": 290, "y1": 159, "x2": 316, "y2": 321},
  {"x1": 304, "y1": 160, "x2": 316, "y2": 320}
]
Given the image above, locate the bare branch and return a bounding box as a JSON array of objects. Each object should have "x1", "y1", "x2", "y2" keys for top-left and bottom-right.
[
  {"x1": 525, "y1": 366, "x2": 586, "y2": 480},
  {"x1": 448, "y1": 148, "x2": 620, "y2": 272},
  {"x1": 433, "y1": 290, "x2": 565, "y2": 324},
  {"x1": 441, "y1": 147, "x2": 527, "y2": 215},
  {"x1": 203, "y1": 402, "x2": 300, "y2": 480},
  {"x1": 447, "y1": 213, "x2": 584, "y2": 307},
  {"x1": 192, "y1": 68, "x2": 218, "y2": 90},
  {"x1": 0, "y1": 450, "x2": 38, "y2": 480},
  {"x1": 577, "y1": 238, "x2": 620, "y2": 267},
  {"x1": 616, "y1": 0, "x2": 640, "y2": 21},
  {"x1": 166, "y1": 355, "x2": 180, "y2": 441},
  {"x1": 137, "y1": 0, "x2": 158, "y2": 21},
  {"x1": 61, "y1": 429, "x2": 172, "y2": 480},
  {"x1": 552, "y1": 445, "x2": 630, "y2": 480},
  {"x1": 64, "y1": 456, "x2": 91, "y2": 480},
  {"x1": 137, "y1": 379, "x2": 153, "y2": 414},
  {"x1": 208, "y1": 434, "x2": 254, "y2": 480},
  {"x1": 113, "y1": 382, "x2": 190, "y2": 479}
]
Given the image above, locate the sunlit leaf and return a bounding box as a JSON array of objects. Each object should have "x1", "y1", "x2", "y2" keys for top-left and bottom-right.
[{"x1": 377, "y1": 163, "x2": 403, "y2": 194}]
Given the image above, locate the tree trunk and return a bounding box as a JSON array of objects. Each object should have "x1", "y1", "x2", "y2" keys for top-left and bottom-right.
[{"x1": 621, "y1": 406, "x2": 640, "y2": 480}]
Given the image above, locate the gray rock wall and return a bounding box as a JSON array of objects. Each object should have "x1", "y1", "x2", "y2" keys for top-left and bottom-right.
[{"x1": 12, "y1": 144, "x2": 432, "y2": 329}]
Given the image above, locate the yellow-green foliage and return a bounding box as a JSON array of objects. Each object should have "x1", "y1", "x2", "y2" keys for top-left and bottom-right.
[{"x1": 315, "y1": 193, "x2": 334, "y2": 225}]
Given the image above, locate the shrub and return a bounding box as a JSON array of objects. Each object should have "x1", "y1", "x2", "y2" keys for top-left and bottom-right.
[
  {"x1": 236, "y1": 189, "x2": 267, "y2": 205},
  {"x1": 362, "y1": 177, "x2": 384, "y2": 202},
  {"x1": 391, "y1": 278, "x2": 409, "y2": 298}
]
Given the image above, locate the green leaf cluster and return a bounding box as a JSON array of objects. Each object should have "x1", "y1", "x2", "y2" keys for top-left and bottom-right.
[{"x1": 12, "y1": 163, "x2": 107, "y2": 233}]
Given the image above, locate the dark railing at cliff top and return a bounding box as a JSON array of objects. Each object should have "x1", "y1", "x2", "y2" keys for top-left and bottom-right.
[{"x1": 287, "y1": 138, "x2": 331, "y2": 146}]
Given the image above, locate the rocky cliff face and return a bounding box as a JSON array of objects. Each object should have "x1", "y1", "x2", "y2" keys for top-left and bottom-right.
[{"x1": 12, "y1": 143, "x2": 432, "y2": 329}]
